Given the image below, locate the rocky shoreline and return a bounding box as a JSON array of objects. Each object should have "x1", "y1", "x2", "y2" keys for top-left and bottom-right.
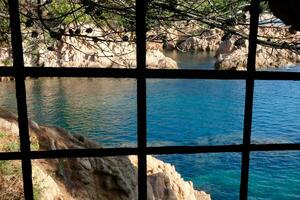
[
  {"x1": 1, "y1": 14, "x2": 299, "y2": 73},
  {"x1": 215, "y1": 26, "x2": 300, "y2": 70},
  {"x1": 0, "y1": 108, "x2": 211, "y2": 200}
]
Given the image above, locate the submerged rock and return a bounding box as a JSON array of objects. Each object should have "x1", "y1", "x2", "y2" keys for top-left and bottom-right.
[{"x1": 0, "y1": 108, "x2": 210, "y2": 200}]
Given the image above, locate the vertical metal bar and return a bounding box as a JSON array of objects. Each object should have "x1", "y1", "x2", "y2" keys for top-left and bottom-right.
[
  {"x1": 136, "y1": 0, "x2": 147, "y2": 199},
  {"x1": 240, "y1": 0, "x2": 260, "y2": 199},
  {"x1": 7, "y1": 0, "x2": 34, "y2": 199}
]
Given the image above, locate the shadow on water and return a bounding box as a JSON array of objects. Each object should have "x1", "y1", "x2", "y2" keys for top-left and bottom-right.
[{"x1": 163, "y1": 50, "x2": 216, "y2": 69}]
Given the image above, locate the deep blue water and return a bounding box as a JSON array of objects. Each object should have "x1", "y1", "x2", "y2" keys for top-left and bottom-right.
[{"x1": 0, "y1": 51, "x2": 300, "y2": 199}]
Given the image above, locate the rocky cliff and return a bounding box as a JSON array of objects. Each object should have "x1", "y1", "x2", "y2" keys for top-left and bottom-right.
[
  {"x1": 0, "y1": 108, "x2": 210, "y2": 200},
  {"x1": 215, "y1": 14, "x2": 300, "y2": 70},
  {"x1": 0, "y1": 24, "x2": 178, "y2": 69},
  {"x1": 215, "y1": 36, "x2": 300, "y2": 70},
  {"x1": 2, "y1": 14, "x2": 299, "y2": 72}
]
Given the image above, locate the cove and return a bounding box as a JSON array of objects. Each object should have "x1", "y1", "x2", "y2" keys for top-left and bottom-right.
[{"x1": 0, "y1": 51, "x2": 300, "y2": 199}]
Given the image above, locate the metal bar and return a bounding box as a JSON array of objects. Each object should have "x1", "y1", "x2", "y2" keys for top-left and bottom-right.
[
  {"x1": 2, "y1": 1, "x2": 299, "y2": 200},
  {"x1": 1, "y1": 67, "x2": 300, "y2": 80},
  {"x1": 1, "y1": 144, "x2": 299, "y2": 161},
  {"x1": 0, "y1": 152, "x2": 22, "y2": 160},
  {"x1": 147, "y1": 144, "x2": 300, "y2": 154},
  {"x1": 28, "y1": 148, "x2": 140, "y2": 159},
  {"x1": 0, "y1": 67, "x2": 14, "y2": 76},
  {"x1": 7, "y1": 0, "x2": 34, "y2": 199},
  {"x1": 22, "y1": 67, "x2": 138, "y2": 78},
  {"x1": 240, "y1": 0, "x2": 260, "y2": 199},
  {"x1": 250, "y1": 143, "x2": 300, "y2": 151},
  {"x1": 252, "y1": 71, "x2": 300, "y2": 80},
  {"x1": 136, "y1": 0, "x2": 147, "y2": 199}
]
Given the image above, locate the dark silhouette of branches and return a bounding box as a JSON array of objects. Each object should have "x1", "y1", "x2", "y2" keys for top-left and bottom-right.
[{"x1": 0, "y1": 0, "x2": 299, "y2": 67}]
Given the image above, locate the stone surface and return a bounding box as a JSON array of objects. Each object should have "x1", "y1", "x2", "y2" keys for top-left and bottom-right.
[
  {"x1": 215, "y1": 39, "x2": 300, "y2": 70},
  {"x1": 130, "y1": 156, "x2": 211, "y2": 200},
  {"x1": 147, "y1": 50, "x2": 178, "y2": 69},
  {"x1": 0, "y1": 108, "x2": 210, "y2": 200},
  {"x1": 215, "y1": 14, "x2": 300, "y2": 70},
  {"x1": 0, "y1": 26, "x2": 178, "y2": 70},
  {"x1": 32, "y1": 165, "x2": 64, "y2": 200},
  {"x1": 1, "y1": 14, "x2": 300, "y2": 73},
  {"x1": 177, "y1": 29, "x2": 222, "y2": 52}
]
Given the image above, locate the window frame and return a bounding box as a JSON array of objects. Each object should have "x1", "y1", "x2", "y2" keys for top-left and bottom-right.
[{"x1": 0, "y1": 0, "x2": 300, "y2": 199}]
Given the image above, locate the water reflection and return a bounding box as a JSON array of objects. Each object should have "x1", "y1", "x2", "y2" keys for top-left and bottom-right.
[
  {"x1": 163, "y1": 50, "x2": 216, "y2": 69},
  {"x1": 0, "y1": 78, "x2": 137, "y2": 148}
]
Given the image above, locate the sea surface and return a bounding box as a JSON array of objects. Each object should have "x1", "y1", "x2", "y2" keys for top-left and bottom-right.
[{"x1": 0, "y1": 51, "x2": 300, "y2": 199}]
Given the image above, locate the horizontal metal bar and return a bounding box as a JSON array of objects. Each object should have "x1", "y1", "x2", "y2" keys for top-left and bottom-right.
[
  {"x1": 24, "y1": 67, "x2": 138, "y2": 78},
  {"x1": 254, "y1": 71, "x2": 300, "y2": 80},
  {"x1": 29, "y1": 148, "x2": 139, "y2": 159},
  {"x1": 1, "y1": 143, "x2": 299, "y2": 160},
  {"x1": 0, "y1": 67, "x2": 14, "y2": 76},
  {"x1": 145, "y1": 69, "x2": 248, "y2": 79},
  {"x1": 1, "y1": 67, "x2": 300, "y2": 80},
  {"x1": 148, "y1": 143, "x2": 300, "y2": 154},
  {"x1": 0, "y1": 152, "x2": 22, "y2": 160},
  {"x1": 145, "y1": 70, "x2": 300, "y2": 80},
  {"x1": 250, "y1": 143, "x2": 300, "y2": 151}
]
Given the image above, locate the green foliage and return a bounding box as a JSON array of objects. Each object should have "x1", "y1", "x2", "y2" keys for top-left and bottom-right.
[
  {"x1": 0, "y1": 130, "x2": 39, "y2": 151},
  {"x1": 2, "y1": 59, "x2": 13, "y2": 67},
  {"x1": 0, "y1": 0, "x2": 10, "y2": 46},
  {"x1": 3, "y1": 141, "x2": 19, "y2": 152},
  {"x1": 0, "y1": 160, "x2": 22, "y2": 176},
  {"x1": 0, "y1": 131, "x2": 6, "y2": 138},
  {"x1": 0, "y1": 161, "x2": 11, "y2": 175},
  {"x1": 260, "y1": 1, "x2": 270, "y2": 12},
  {"x1": 57, "y1": 158, "x2": 67, "y2": 176},
  {"x1": 46, "y1": 0, "x2": 91, "y2": 27},
  {"x1": 0, "y1": 160, "x2": 25, "y2": 199},
  {"x1": 33, "y1": 185, "x2": 41, "y2": 200},
  {"x1": 31, "y1": 139, "x2": 40, "y2": 151},
  {"x1": 2, "y1": 0, "x2": 250, "y2": 45}
]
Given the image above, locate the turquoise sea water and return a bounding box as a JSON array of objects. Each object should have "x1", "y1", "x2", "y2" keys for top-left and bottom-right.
[{"x1": 0, "y1": 51, "x2": 300, "y2": 199}]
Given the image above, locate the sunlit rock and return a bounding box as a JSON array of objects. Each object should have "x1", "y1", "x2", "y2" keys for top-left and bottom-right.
[{"x1": 0, "y1": 108, "x2": 210, "y2": 200}]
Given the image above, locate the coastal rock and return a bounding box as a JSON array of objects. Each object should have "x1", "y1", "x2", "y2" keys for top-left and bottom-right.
[
  {"x1": 177, "y1": 29, "x2": 222, "y2": 52},
  {"x1": 130, "y1": 156, "x2": 211, "y2": 200},
  {"x1": 215, "y1": 39, "x2": 300, "y2": 70},
  {"x1": 34, "y1": 38, "x2": 178, "y2": 69},
  {"x1": 0, "y1": 108, "x2": 210, "y2": 200},
  {"x1": 2, "y1": 15, "x2": 300, "y2": 71},
  {"x1": 32, "y1": 165, "x2": 64, "y2": 200},
  {"x1": 147, "y1": 50, "x2": 178, "y2": 69},
  {"x1": 0, "y1": 25, "x2": 178, "y2": 69},
  {"x1": 215, "y1": 39, "x2": 248, "y2": 70},
  {"x1": 215, "y1": 15, "x2": 300, "y2": 70},
  {"x1": 147, "y1": 21, "x2": 222, "y2": 52}
]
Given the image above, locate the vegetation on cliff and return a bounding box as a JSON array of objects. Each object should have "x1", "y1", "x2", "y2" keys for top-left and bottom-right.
[
  {"x1": 0, "y1": 108, "x2": 211, "y2": 200},
  {"x1": 0, "y1": 0, "x2": 299, "y2": 69}
]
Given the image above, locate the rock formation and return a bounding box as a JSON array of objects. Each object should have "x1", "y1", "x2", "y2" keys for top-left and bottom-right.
[
  {"x1": 3, "y1": 14, "x2": 298, "y2": 72},
  {"x1": 24, "y1": 38, "x2": 177, "y2": 69},
  {"x1": 176, "y1": 29, "x2": 223, "y2": 52},
  {"x1": 0, "y1": 108, "x2": 210, "y2": 200},
  {"x1": 0, "y1": 24, "x2": 178, "y2": 70},
  {"x1": 215, "y1": 37, "x2": 300, "y2": 70},
  {"x1": 130, "y1": 156, "x2": 211, "y2": 200},
  {"x1": 215, "y1": 15, "x2": 300, "y2": 70}
]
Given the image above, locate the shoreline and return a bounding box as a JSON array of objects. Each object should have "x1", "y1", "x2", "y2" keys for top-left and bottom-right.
[{"x1": 0, "y1": 108, "x2": 211, "y2": 200}]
